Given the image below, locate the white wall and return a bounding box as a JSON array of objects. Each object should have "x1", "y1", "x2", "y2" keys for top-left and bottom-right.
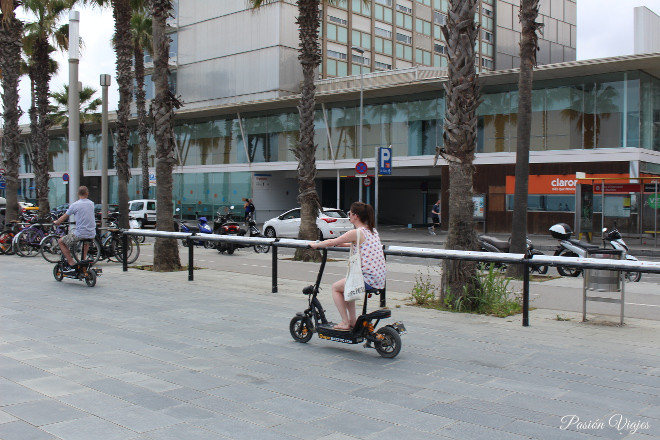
[
  {"x1": 251, "y1": 172, "x2": 299, "y2": 223},
  {"x1": 634, "y1": 7, "x2": 660, "y2": 54}
]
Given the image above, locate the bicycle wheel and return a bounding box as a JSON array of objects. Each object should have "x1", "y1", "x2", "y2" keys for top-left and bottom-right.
[
  {"x1": 111, "y1": 235, "x2": 140, "y2": 264},
  {"x1": 14, "y1": 229, "x2": 39, "y2": 257},
  {"x1": 40, "y1": 234, "x2": 63, "y2": 263},
  {"x1": 71, "y1": 238, "x2": 101, "y2": 264},
  {"x1": 0, "y1": 231, "x2": 15, "y2": 255}
]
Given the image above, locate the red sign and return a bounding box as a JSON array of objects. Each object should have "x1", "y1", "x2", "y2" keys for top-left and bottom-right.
[
  {"x1": 363, "y1": 177, "x2": 372, "y2": 187},
  {"x1": 62, "y1": 173, "x2": 70, "y2": 182},
  {"x1": 355, "y1": 161, "x2": 368, "y2": 174},
  {"x1": 593, "y1": 183, "x2": 642, "y2": 193}
]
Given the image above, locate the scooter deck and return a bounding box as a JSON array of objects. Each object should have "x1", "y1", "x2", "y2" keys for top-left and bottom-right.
[{"x1": 316, "y1": 323, "x2": 363, "y2": 344}]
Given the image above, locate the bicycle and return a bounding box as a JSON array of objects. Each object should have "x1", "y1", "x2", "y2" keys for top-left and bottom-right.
[
  {"x1": 39, "y1": 224, "x2": 69, "y2": 263},
  {"x1": 71, "y1": 227, "x2": 140, "y2": 264},
  {"x1": 0, "y1": 222, "x2": 22, "y2": 255},
  {"x1": 13, "y1": 222, "x2": 50, "y2": 257}
]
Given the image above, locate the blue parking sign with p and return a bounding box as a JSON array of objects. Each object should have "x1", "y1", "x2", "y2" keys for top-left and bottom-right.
[{"x1": 379, "y1": 147, "x2": 392, "y2": 175}]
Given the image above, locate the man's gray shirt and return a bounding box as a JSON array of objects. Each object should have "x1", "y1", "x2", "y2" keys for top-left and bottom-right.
[{"x1": 66, "y1": 199, "x2": 96, "y2": 239}]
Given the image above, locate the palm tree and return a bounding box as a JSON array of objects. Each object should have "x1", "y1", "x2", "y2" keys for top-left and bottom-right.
[
  {"x1": 50, "y1": 83, "x2": 101, "y2": 184},
  {"x1": 508, "y1": 0, "x2": 543, "y2": 277},
  {"x1": 129, "y1": 3, "x2": 152, "y2": 199},
  {"x1": 22, "y1": 0, "x2": 74, "y2": 218},
  {"x1": 0, "y1": 0, "x2": 24, "y2": 223},
  {"x1": 50, "y1": 84, "x2": 102, "y2": 129},
  {"x1": 86, "y1": 0, "x2": 132, "y2": 228},
  {"x1": 435, "y1": 0, "x2": 481, "y2": 306},
  {"x1": 151, "y1": 0, "x2": 181, "y2": 271},
  {"x1": 249, "y1": 0, "x2": 367, "y2": 261}
]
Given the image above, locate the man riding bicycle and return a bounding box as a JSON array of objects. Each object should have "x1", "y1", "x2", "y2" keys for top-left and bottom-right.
[{"x1": 53, "y1": 186, "x2": 96, "y2": 274}]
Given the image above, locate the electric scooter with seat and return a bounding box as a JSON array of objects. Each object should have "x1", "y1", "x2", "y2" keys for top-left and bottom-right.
[
  {"x1": 289, "y1": 248, "x2": 405, "y2": 358},
  {"x1": 53, "y1": 239, "x2": 102, "y2": 287}
]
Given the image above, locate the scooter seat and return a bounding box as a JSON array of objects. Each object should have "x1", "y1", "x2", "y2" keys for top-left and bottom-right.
[
  {"x1": 186, "y1": 226, "x2": 200, "y2": 233},
  {"x1": 365, "y1": 288, "x2": 385, "y2": 295},
  {"x1": 567, "y1": 238, "x2": 599, "y2": 249},
  {"x1": 363, "y1": 309, "x2": 391, "y2": 320},
  {"x1": 480, "y1": 235, "x2": 510, "y2": 251}
]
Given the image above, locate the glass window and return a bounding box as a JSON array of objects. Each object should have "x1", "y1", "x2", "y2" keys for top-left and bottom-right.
[
  {"x1": 337, "y1": 26, "x2": 348, "y2": 43},
  {"x1": 326, "y1": 59, "x2": 337, "y2": 76},
  {"x1": 374, "y1": 4, "x2": 393, "y2": 22},
  {"x1": 327, "y1": 23, "x2": 337, "y2": 41}
]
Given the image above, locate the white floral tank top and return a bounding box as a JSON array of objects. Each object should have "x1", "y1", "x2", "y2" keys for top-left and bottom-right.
[{"x1": 353, "y1": 227, "x2": 386, "y2": 289}]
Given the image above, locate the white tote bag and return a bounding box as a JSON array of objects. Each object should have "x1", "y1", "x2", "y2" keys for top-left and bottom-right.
[{"x1": 344, "y1": 229, "x2": 365, "y2": 302}]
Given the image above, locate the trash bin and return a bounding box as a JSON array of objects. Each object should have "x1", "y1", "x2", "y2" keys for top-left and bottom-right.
[{"x1": 584, "y1": 248, "x2": 623, "y2": 292}]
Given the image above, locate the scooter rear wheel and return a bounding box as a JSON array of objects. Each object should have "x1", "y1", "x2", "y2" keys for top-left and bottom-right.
[
  {"x1": 625, "y1": 271, "x2": 642, "y2": 282},
  {"x1": 289, "y1": 316, "x2": 313, "y2": 343},
  {"x1": 84, "y1": 269, "x2": 97, "y2": 287},
  {"x1": 375, "y1": 326, "x2": 401, "y2": 358},
  {"x1": 556, "y1": 249, "x2": 582, "y2": 277}
]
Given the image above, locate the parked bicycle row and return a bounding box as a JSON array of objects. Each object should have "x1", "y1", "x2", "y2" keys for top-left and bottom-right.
[{"x1": 0, "y1": 213, "x2": 141, "y2": 265}]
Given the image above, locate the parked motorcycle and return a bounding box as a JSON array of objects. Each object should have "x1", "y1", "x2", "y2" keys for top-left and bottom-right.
[
  {"x1": 213, "y1": 206, "x2": 269, "y2": 254},
  {"x1": 178, "y1": 213, "x2": 215, "y2": 249},
  {"x1": 602, "y1": 226, "x2": 642, "y2": 282},
  {"x1": 214, "y1": 206, "x2": 242, "y2": 254},
  {"x1": 478, "y1": 235, "x2": 548, "y2": 274},
  {"x1": 549, "y1": 223, "x2": 599, "y2": 277}
]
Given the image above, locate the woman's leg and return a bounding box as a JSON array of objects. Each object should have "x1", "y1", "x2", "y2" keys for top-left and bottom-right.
[{"x1": 331, "y1": 278, "x2": 352, "y2": 329}]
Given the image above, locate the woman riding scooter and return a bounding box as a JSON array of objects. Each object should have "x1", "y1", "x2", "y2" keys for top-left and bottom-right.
[{"x1": 310, "y1": 202, "x2": 386, "y2": 330}]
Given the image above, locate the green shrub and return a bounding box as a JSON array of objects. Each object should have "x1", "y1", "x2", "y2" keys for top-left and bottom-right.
[
  {"x1": 460, "y1": 263, "x2": 522, "y2": 317},
  {"x1": 410, "y1": 268, "x2": 439, "y2": 306},
  {"x1": 410, "y1": 264, "x2": 522, "y2": 318}
]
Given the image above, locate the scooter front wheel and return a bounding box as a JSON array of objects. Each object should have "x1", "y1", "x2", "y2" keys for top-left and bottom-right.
[
  {"x1": 289, "y1": 316, "x2": 313, "y2": 343},
  {"x1": 53, "y1": 264, "x2": 64, "y2": 282},
  {"x1": 625, "y1": 271, "x2": 642, "y2": 282},
  {"x1": 375, "y1": 326, "x2": 401, "y2": 358}
]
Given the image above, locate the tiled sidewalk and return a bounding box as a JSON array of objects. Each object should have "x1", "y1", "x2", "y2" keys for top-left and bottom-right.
[{"x1": 1, "y1": 257, "x2": 658, "y2": 440}]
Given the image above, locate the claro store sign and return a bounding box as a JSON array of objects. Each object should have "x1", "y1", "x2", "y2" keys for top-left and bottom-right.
[{"x1": 506, "y1": 174, "x2": 629, "y2": 195}]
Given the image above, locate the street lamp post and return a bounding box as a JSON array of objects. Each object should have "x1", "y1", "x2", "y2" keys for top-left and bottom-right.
[
  {"x1": 100, "y1": 74, "x2": 111, "y2": 228},
  {"x1": 352, "y1": 45, "x2": 365, "y2": 202},
  {"x1": 68, "y1": 11, "x2": 80, "y2": 204}
]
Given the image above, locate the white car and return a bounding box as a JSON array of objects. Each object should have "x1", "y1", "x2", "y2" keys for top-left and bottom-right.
[{"x1": 262, "y1": 207, "x2": 353, "y2": 240}]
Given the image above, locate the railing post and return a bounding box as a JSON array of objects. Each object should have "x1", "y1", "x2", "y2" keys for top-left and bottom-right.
[
  {"x1": 522, "y1": 256, "x2": 530, "y2": 327},
  {"x1": 381, "y1": 245, "x2": 387, "y2": 308},
  {"x1": 188, "y1": 235, "x2": 194, "y2": 281},
  {"x1": 272, "y1": 239, "x2": 280, "y2": 293},
  {"x1": 122, "y1": 233, "x2": 128, "y2": 272}
]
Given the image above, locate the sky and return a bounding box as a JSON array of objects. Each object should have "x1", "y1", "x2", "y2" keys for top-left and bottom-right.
[{"x1": 10, "y1": 0, "x2": 660, "y2": 126}]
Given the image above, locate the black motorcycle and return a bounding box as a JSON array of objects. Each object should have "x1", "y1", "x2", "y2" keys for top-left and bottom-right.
[
  {"x1": 214, "y1": 206, "x2": 269, "y2": 254},
  {"x1": 478, "y1": 235, "x2": 548, "y2": 274}
]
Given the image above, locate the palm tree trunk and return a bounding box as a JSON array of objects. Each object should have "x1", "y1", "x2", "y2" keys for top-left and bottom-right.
[
  {"x1": 508, "y1": 0, "x2": 542, "y2": 277},
  {"x1": 439, "y1": 0, "x2": 481, "y2": 305},
  {"x1": 151, "y1": 0, "x2": 181, "y2": 271},
  {"x1": 135, "y1": 42, "x2": 150, "y2": 199},
  {"x1": 32, "y1": 36, "x2": 52, "y2": 218},
  {"x1": 112, "y1": 0, "x2": 133, "y2": 229},
  {"x1": 0, "y1": 9, "x2": 23, "y2": 222},
  {"x1": 294, "y1": 0, "x2": 321, "y2": 262}
]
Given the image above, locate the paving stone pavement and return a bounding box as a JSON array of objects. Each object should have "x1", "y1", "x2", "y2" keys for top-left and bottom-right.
[{"x1": 1, "y1": 256, "x2": 659, "y2": 440}]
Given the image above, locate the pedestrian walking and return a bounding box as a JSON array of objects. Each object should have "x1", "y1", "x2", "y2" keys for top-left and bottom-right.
[{"x1": 428, "y1": 199, "x2": 441, "y2": 235}]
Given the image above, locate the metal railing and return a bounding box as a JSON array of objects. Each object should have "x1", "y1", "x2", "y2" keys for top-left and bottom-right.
[{"x1": 121, "y1": 229, "x2": 660, "y2": 327}]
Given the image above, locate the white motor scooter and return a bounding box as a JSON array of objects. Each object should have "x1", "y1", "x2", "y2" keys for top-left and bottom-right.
[
  {"x1": 602, "y1": 226, "x2": 641, "y2": 282},
  {"x1": 128, "y1": 216, "x2": 146, "y2": 243}
]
